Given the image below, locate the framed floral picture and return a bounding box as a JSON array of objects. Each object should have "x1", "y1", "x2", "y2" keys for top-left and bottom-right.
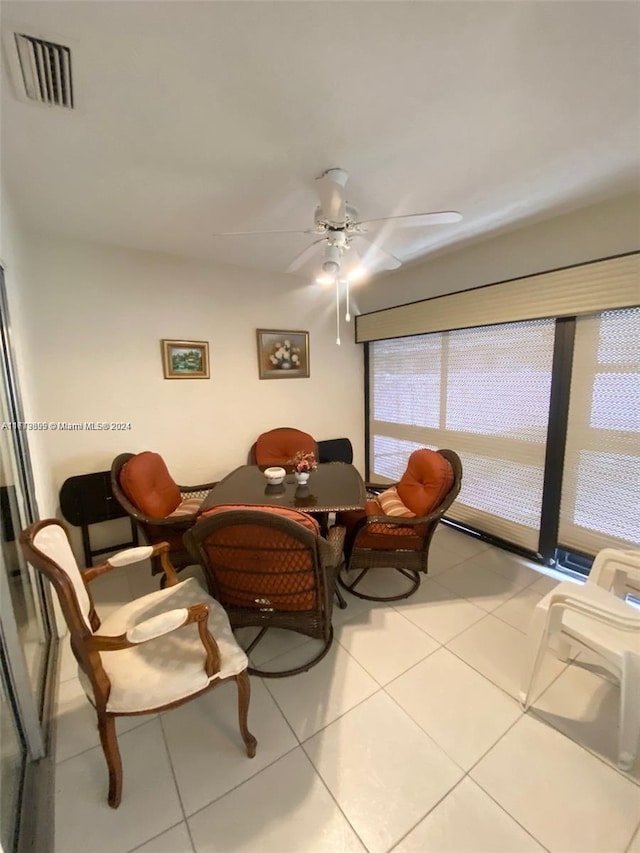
[
  {"x1": 161, "y1": 339, "x2": 210, "y2": 379},
  {"x1": 256, "y1": 329, "x2": 310, "y2": 379}
]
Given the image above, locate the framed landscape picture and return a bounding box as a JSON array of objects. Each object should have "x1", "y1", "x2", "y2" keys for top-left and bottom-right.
[
  {"x1": 161, "y1": 340, "x2": 210, "y2": 379},
  {"x1": 257, "y1": 329, "x2": 310, "y2": 379}
]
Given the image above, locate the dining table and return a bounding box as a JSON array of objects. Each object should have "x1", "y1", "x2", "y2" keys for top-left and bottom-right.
[{"x1": 199, "y1": 462, "x2": 366, "y2": 521}]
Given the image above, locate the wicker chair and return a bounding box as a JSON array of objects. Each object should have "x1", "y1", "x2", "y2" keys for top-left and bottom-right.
[
  {"x1": 20, "y1": 519, "x2": 256, "y2": 808},
  {"x1": 111, "y1": 452, "x2": 216, "y2": 576},
  {"x1": 185, "y1": 506, "x2": 346, "y2": 677},
  {"x1": 249, "y1": 427, "x2": 318, "y2": 469},
  {"x1": 338, "y1": 449, "x2": 462, "y2": 602}
]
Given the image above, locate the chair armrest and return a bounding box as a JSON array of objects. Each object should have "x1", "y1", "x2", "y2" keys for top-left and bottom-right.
[
  {"x1": 86, "y1": 602, "x2": 221, "y2": 676},
  {"x1": 587, "y1": 548, "x2": 640, "y2": 592},
  {"x1": 547, "y1": 589, "x2": 640, "y2": 633},
  {"x1": 84, "y1": 541, "x2": 178, "y2": 588}
]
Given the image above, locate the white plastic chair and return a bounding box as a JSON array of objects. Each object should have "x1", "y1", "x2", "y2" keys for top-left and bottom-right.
[
  {"x1": 587, "y1": 548, "x2": 640, "y2": 601},
  {"x1": 520, "y1": 580, "x2": 640, "y2": 770}
]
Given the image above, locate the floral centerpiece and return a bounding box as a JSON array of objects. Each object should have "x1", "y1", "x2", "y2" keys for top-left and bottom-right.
[
  {"x1": 290, "y1": 451, "x2": 318, "y2": 474},
  {"x1": 269, "y1": 339, "x2": 301, "y2": 370}
]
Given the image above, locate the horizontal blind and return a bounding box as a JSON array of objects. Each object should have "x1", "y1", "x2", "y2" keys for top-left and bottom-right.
[
  {"x1": 357, "y1": 253, "x2": 639, "y2": 343},
  {"x1": 558, "y1": 308, "x2": 640, "y2": 555},
  {"x1": 370, "y1": 319, "x2": 555, "y2": 550}
]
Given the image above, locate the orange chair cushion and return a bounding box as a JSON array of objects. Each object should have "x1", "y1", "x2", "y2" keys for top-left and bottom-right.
[
  {"x1": 254, "y1": 428, "x2": 316, "y2": 467},
  {"x1": 120, "y1": 452, "x2": 182, "y2": 518},
  {"x1": 199, "y1": 504, "x2": 320, "y2": 610},
  {"x1": 200, "y1": 503, "x2": 320, "y2": 535},
  {"x1": 396, "y1": 449, "x2": 454, "y2": 517}
]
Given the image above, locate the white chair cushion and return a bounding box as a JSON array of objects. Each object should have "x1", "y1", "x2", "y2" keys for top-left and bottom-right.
[
  {"x1": 79, "y1": 577, "x2": 247, "y2": 713},
  {"x1": 34, "y1": 524, "x2": 93, "y2": 629}
]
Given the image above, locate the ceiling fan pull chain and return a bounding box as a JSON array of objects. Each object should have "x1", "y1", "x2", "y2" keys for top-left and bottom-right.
[
  {"x1": 335, "y1": 278, "x2": 341, "y2": 345},
  {"x1": 345, "y1": 278, "x2": 351, "y2": 323}
]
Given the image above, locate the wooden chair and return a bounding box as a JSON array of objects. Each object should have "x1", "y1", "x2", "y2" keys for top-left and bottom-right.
[
  {"x1": 250, "y1": 427, "x2": 318, "y2": 470},
  {"x1": 111, "y1": 452, "x2": 216, "y2": 576},
  {"x1": 185, "y1": 506, "x2": 346, "y2": 677},
  {"x1": 20, "y1": 519, "x2": 256, "y2": 808},
  {"x1": 338, "y1": 449, "x2": 462, "y2": 601}
]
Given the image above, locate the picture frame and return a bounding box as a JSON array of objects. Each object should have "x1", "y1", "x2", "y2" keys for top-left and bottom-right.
[
  {"x1": 161, "y1": 339, "x2": 210, "y2": 379},
  {"x1": 256, "y1": 329, "x2": 310, "y2": 380}
]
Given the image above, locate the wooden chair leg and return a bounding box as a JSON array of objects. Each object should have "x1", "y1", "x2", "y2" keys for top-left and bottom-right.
[
  {"x1": 97, "y1": 713, "x2": 123, "y2": 808},
  {"x1": 235, "y1": 671, "x2": 257, "y2": 758}
]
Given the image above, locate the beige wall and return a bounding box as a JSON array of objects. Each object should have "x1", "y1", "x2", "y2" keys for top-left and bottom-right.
[
  {"x1": 1, "y1": 189, "x2": 59, "y2": 516},
  {"x1": 358, "y1": 191, "x2": 640, "y2": 314},
  {"x1": 9, "y1": 231, "x2": 364, "y2": 521}
]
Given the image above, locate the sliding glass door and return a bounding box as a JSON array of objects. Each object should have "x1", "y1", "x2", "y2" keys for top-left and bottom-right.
[{"x1": 0, "y1": 264, "x2": 54, "y2": 852}]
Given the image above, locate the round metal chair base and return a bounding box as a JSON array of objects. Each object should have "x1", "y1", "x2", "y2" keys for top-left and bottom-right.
[
  {"x1": 246, "y1": 626, "x2": 334, "y2": 678},
  {"x1": 338, "y1": 566, "x2": 421, "y2": 602}
]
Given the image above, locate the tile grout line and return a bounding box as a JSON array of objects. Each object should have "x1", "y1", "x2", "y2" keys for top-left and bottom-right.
[
  {"x1": 624, "y1": 821, "x2": 640, "y2": 853},
  {"x1": 125, "y1": 819, "x2": 193, "y2": 853},
  {"x1": 157, "y1": 712, "x2": 198, "y2": 850},
  {"x1": 526, "y1": 705, "x2": 640, "y2": 789},
  {"x1": 54, "y1": 714, "x2": 157, "y2": 767},
  {"x1": 298, "y1": 745, "x2": 371, "y2": 852},
  {"x1": 183, "y1": 743, "x2": 301, "y2": 823}
]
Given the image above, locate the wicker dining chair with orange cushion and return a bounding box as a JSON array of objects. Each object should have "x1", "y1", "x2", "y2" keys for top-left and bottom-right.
[
  {"x1": 250, "y1": 427, "x2": 318, "y2": 470},
  {"x1": 20, "y1": 519, "x2": 256, "y2": 808},
  {"x1": 185, "y1": 505, "x2": 346, "y2": 677},
  {"x1": 111, "y1": 452, "x2": 217, "y2": 576},
  {"x1": 338, "y1": 448, "x2": 462, "y2": 601}
]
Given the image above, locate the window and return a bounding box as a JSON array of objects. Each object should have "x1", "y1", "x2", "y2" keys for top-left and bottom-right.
[
  {"x1": 559, "y1": 307, "x2": 640, "y2": 554},
  {"x1": 369, "y1": 319, "x2": 555, "y2": 550}
]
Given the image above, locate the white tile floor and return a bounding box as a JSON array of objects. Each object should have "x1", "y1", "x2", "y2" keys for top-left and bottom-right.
[{"x1": 53, "y1": 527, "x2": 640, "y2": 853}]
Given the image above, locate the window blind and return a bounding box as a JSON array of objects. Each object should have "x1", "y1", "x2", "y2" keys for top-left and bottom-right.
[
  {"x1": 558, "y1": 308, "x2": 640, "y2": 555},
  {"x1": 357, "y1": 253, "x2": 639, "y2": 343},
  {"x1": 369, "y1": 319, "x2": 556, "y2": 551}
]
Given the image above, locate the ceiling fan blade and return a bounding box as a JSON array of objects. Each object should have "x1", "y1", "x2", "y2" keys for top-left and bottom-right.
[
  {"x1": 286, "y1": 237, "x2": 326, "y2": 273},
  {"x1": 352, "y1": 234, "x2": 402, "y2": 270},
  {"x1": 357, "y1": 210, "x2": 463, "y2": 229},
  {"x1": 315, "y1": 168, "x2": 348, "y2": 224},
  {"x1": 212, "y1": 228, "x2": 313, "y2": 237}
]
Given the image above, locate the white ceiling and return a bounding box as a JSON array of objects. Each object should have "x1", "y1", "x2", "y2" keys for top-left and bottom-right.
[{"x1": 1, "y1": 1, "x2": 639, "y2": 280}]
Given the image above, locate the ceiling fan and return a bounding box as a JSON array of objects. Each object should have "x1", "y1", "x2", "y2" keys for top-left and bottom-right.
[{"x1": 212, "y1": 167, "x2": 463, "y2": 280}]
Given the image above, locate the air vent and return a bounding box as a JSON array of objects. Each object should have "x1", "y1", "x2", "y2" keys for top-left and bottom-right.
[{"x1": 14, "y1": 33, "x2": 73, "y2": 108}]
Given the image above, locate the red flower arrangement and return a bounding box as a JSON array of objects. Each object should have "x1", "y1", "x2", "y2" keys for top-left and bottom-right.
[{"x1": 290, "y1": 451, "x2": 318, "y2": 473}]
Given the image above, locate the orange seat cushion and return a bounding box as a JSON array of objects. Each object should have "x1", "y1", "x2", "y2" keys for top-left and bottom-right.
[
  {"x1": 119, "y1": 452, "x2": 182, "y2": 518},
  {"x1": 396, "y1": 449, "x2": 454, "y2": 517},
  {"x1": 338, "y1": 501, "x2": 425, "y2": 551},
  {"x1": 254, "y1": 428, "x2": 316, "y2": 467}
]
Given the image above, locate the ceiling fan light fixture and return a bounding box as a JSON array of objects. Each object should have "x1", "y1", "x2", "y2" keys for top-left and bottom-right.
[
  {"x1": 315, "y1": 273, "x2": 335, "y2": 285},
  {"x1": 321, "y1": 244, "x2": 341, "y2": 274}
]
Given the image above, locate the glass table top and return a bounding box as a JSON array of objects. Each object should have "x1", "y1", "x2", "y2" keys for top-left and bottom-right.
[{"x1": 200, "y1": 463, "x2": 366, "y2": 514}]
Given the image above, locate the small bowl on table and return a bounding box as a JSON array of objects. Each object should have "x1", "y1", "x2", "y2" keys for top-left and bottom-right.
[{"x1": 263, "y1": 466, "x2": 286, "y2": 486}]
